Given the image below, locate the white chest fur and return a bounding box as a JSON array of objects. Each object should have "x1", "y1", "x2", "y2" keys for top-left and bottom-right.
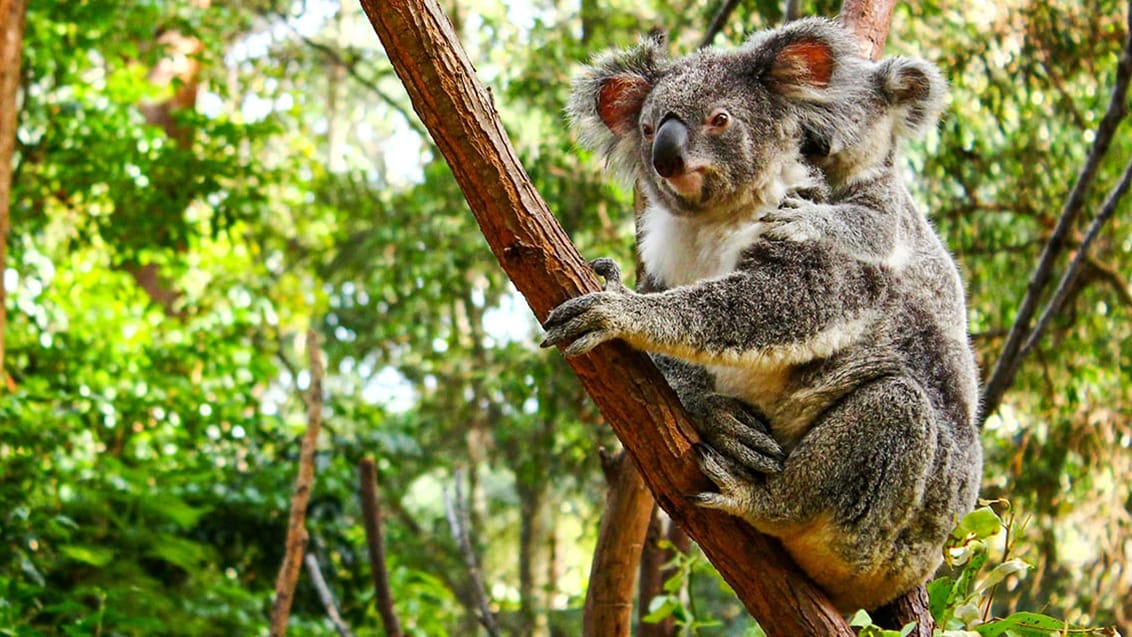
[{"x1": 639, "y1": 204, "x2": 769, "y2": 287}]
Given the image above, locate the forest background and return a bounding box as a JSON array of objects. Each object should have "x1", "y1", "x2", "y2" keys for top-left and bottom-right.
[{"x1": 1, "y1": 0, "x2": 1130, "y2": 635}]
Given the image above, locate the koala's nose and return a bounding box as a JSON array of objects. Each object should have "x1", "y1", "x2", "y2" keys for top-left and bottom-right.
[{"x1": 652, "y1": 117, "x2": 688, "y2": 179}]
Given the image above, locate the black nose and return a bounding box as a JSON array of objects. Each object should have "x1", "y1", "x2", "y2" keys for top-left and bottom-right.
[{"x1": 652, "y1": 117, "x2": 688, "y2": 179}]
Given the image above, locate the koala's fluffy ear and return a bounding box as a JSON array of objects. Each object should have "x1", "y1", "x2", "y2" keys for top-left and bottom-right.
[
  {"x1": 595, "y1": 74, "x2": 652, "y2": 135},
  {"x1": 754, "y1": 18, "x2": 859, "y2": 102},
  {"x1": 877, "y1": 58, "x2": 948, "y2": 139},
  {"x1": 567, "y1": 34, "x2": 666, "y2": 180}
]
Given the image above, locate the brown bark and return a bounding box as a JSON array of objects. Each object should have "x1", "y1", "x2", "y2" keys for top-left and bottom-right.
[
  {"x1": 270, "y1": 330, "x2": 326, "y2": 636},
  {"x1": 872, "y1": 585, "x2": 933, "y2": 637},
  {"x1": 582, "y1": 451, "x2": 653, "y2": 637},
  {"x1": 358, "y1": 458, "x2": 404, "y2": 637},
  {"x1": 839, "y1": 0, "x2": 898, "y2": 60},
  {"x1": 357, "y1": 2, "x2": 851, "y2": 634},
  {"x1": 0, "y1": 0, "x2": 27, "y2": 390}
]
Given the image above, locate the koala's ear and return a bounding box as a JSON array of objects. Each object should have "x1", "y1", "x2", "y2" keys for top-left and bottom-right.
[
  {"x1": 568, "y1": 37, "x2": 664, "y2": 147},
  {"x1": 595, "y1": 74, "x2": 653, "y2": 135},
  {"x1": 567, "y1": 36, "x2": 665, "y2": 179},
  {"x1": 754, "y1": 18, "x2": 856, "y2": 99},
  {"x1": 768, "y1": 39, "x2": 836, "y2": 94},
  {"x1": 878, "y1": 58, "x2": 948, "y2": 138}
]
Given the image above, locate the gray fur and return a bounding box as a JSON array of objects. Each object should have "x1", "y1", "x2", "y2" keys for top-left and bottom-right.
[{"x1": 548, "y1": 18, "x2": 982, "y2": 612}]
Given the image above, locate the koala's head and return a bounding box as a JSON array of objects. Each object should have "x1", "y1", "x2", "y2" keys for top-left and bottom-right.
[
  {"x1": 568, "y1": 19, "x2": 948, "y2": 208},
  {"x1": 569, "y1": 21, "x2": 863, "y2": 218},
  {"x1": 810, "y1": 54, "x2": 948, "y2": 187}
]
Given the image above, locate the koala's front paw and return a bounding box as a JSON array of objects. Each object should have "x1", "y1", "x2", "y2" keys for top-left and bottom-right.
[
  {"x1": 541, "y1": 258, "x2": 634, "y2": 356},
  {"x1": 540, "y1": 291, "x2": 629, "y2": 356},
  {"x1": 688, "y1": 442, "x2": 761, "y2": 519},
  {"x1": 761, "y1": 202, "x2": 823, "y2": 243},
  {"x1": 691, "y1": 394, "x2": 784, "y2": 474}
]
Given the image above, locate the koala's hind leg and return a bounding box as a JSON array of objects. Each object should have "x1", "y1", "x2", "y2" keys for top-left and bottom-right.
[{"x1": 693, "y1": 376, "x2": 945, "y2": 611}]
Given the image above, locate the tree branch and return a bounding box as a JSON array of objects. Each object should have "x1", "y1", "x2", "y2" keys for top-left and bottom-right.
[
  {"x1": 357, "y1": 2, "x2": 851, "y2": 634},
  {"x1": 1085, "y1": 255, "x2": 1132, "y2": 308},
  {"x1": 699, "y1": 0, "x2": 742, "y2": 49},
  {"x1": 582, "y1": 451, "x2": 653, "y2": 637},
  {"x1": 268, "y1": 6, "x2": 428, "y2": 140},
  {"x1": 304, "y1": 552, "x2": 357, "y2": 637},
  {"x1": 838, "y1": 0, "x2": 897, "y2": 60},
  {"x1": 445, "y1": 469, "x2": 502, "y2": 637},
  {"x1": 358, "y1": 458, "x2": 404, "y2": 637},
  {"x1": 981, "y1": 3, "x2": 1132, "y2": 423},
  {"x1": 270, "y1": 330, "x2": 326, "y2": 636},
  {"x1": 0, "y1": 0, "x2": 27, "y2": 391},
  {"x1": 1016, "y1": 157, "x2": 1132, "y2": 363}
]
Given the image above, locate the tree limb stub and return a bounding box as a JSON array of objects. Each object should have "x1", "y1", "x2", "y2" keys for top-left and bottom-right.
[{"x1": 357, "y1": 1, "x2": 852, "y2": 634}]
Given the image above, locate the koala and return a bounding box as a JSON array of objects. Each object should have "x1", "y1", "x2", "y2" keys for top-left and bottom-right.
[{"x1": 544, "y1": 18, "x2": 982, "y2": 613}]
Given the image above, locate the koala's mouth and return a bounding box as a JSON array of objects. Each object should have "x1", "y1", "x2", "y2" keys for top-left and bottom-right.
[{"x1": 659, "y1": 166, "x2": 707, "y2": 202}]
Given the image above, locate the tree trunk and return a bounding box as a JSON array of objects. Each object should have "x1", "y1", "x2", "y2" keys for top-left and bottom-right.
[
  {"x1": 0, "y1": 0, "x2": 27, "y2": 390},
  {"x1": 583, "y1": 452, "x2": 654, "y2": 637},
  {"x1": 357, "y1": 2, "x2": 853, "y2": 634}
]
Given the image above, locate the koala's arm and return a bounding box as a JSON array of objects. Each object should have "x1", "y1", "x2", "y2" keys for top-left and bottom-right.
[{"x1": 541, "y1": 241, "x2": 887, "y2": 367}]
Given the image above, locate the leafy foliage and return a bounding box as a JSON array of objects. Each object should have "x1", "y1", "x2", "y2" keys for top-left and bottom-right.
[{"x1": 1, "y1": 0, "x2": 1129, "y2": 635}]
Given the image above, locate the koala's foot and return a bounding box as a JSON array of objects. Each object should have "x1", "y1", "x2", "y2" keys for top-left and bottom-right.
[
  {"x1": 691, "y1": 394, "x2": 784, "y2": 474},
  {"x1": 688, "y1": 442, "x2": 762, "y2": 518}
]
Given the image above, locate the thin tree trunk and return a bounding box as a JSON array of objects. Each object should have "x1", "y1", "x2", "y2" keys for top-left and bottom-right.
[
  {"x1": 357, "y1": 3, "x2": 852, "y2": 633},
  {"x1": 0, "y1": 0, "x2": 27, "y2": 390},
  {"x1": 584, "y1": 452, "x2": 654, "y2": 637},
  {"x1": 838, "y1": 0, "x2": 897, "y2": 59},
  {"x1": 518, "y1": 481, "x2": 549, "y2": 637},
  {"x1": 358, "y1": 459, "x2": 404, "y2": 637},
  {"x1": 270, "y1": 331, "x2": 326, "y2": 636}
]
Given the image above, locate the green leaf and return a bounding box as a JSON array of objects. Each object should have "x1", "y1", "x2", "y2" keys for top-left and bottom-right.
[
  {"x1": 144, "y1": 496, "x2": 207, "y2": 529},
  {"x1": 927, "y1": 576, "x2": 954, "y2": 623},
  {"x1": 849, "y1": 609, "x2": 874, "y2": 628},
  {"x1": 951, "y1": 507, "x2": 1001, "y2": 541},
  {"x1": 147, "y1": 535, "x2": 207, "y2": 571},
  {"x1": 976, "y1": 559, "x2": 1032, "y2": 593},
  {"x1": 58, "y1": 545, "x2": 114, "y2": 567},
  {"x1": 642, "y1": 595, "x2": 682, "y2": 624},
  {"x1": 974, "y1": 611, "x2": 1076, "y2": 637}
]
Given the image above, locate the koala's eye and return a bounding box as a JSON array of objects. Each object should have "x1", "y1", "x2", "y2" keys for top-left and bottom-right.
[
  {"x1": 706, "y1": 110, "x2": 733, "y2": 129},
  {"x1": 707, "y1": 110, "x2": 731, "y2": 131},
  {"x1": 641, "y1": 122, "x2": 655, "y2": 137}
]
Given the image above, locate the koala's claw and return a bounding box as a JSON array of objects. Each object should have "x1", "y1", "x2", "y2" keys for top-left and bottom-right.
[
  {"x1": 541, "y1": 258, "x2": 633, "y2": 355},
  {"x1": 692, "y1": 394, "x2": 784, "y2": 474},
  {"x1": 708, "y1": 431, "x2": 784, "y2": 474},
  {"x1": 589, "y1": 257, "x2": 628, "y2": 293},
  {"x1": 760, "y1": 206, "x2": 823, "y2": 243},
  {"x1": 690, "y1": 442, "x2": 759, "y2": 515},
  {"x1": 540, "y1": 292, "x2": 622, "y2": 355}
]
